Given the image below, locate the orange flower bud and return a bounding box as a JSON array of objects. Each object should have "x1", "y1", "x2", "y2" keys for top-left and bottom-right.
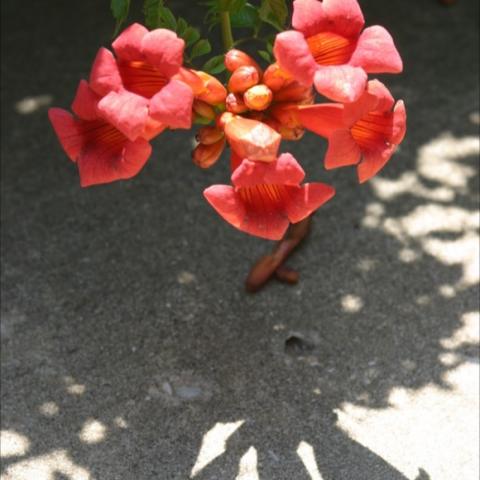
[
  {"x1": 243, "y1": 84, "x2": 273, "y2": 111},
  {"x1": 216, "y1": 112, "x2": 234, "y2": 130},
  {"x1": 195, "y1": 71, "x2": 227, "y2": 105},
  {"x1": 278, "y1": 126, "x2": 305, "y2": 141},
  {"x1": 196, "y1": 126, "x2": 224, "y2": 145},
  {"x1": 224, "y1": 115, "x2": 281, "y2": 162},
  {"x1": 225, "y1": 49, "x2": 262, "y2": 75},
  {"x1": 192, "y1": 138, "x2": 226, "y2": 169},
  {"x1": 273, "y1": 82, "x2": 314, "y2": 103},
  {"x1": 226, "y1": 93, "x2": 249, "y2": 114},
  {"x1": 173, "y1": 67, "x2": 204, "y2": 95},
  {"x1": 263, "y1": 63, "x2": 293, "y2": 91},
  {"x1": 193, "y1": 100, "x2": 216, "y2": 121},
  {"x1": 228, "y1": 66, "x2": 260, "y2": 94},
  {"x1": 269, "y1": 103, "x2": 302, "y2": 129}
]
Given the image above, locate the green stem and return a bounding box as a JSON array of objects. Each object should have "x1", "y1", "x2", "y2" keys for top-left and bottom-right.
[{"x1": 220, "y1": 11, "x2": 234, "y2": 52}]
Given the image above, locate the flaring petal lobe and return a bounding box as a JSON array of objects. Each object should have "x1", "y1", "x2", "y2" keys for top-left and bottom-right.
[
  {"x1": 313, "y1": 65, "x2": 367, "y2": 102},
  {"x1": 71, "y1": 80, "x2": 99, "y2": 121},
  {"x1": 112, "y1": 23, "x2": 148, "y2": 62},
  {"x1": 231, "y1": 154, "x2": 305, "y2": 188},
  {"x1": 89, "y1": 48, "x2": 122, "y2": 96},
  {"x1": 357, "y1": 144, "x2": 397, "y2": 183},
  {"x1": 322, "y1": 0, "x2": 365, "y2": 38},
  {"x1": 141, "y1": 29, "x2": 185, "y2": 78},
  {"x1": 149, "y1": 79, "x2": 194, "y2": 129},
  {"x1": 48, "y1": 108, "x2": 83, "y2": 162},
  {"x1": 96, "y1": 90, "x2": 149, "y2": 141},
  {"x1": 274, "y1": 31, "x2": 318, "y2": 86},
  {"x1": 325, "y1": 129, "x2": 361, "y2": 169},
  {"x1": 297, "y1": 104, "x2": 345, "y2": 137},
  {"x1": 292, "y1": 0, "x2": 326, "y2": 37},
  {"x1": 204, "y1": 185, "x2": 247, "y2": 231},
  {"x1": 285, "y1": 182, "x2": 335, "y2": 223},
  {"x1": 349, "y1": 26, "x2": 403, "y2": 73}
]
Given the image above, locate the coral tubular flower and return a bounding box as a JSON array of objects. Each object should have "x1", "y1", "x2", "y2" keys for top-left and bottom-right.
[
  {"x1": 89, "y1": 23, "x2": 194, "y2": 132},
  {"x1": 49, "y1": 80, "x2": 162, "y2": 187},
  {"x1": 273, "y1": 0, "x2": 403, "y2": 103},
  {"x1": 297, "y1": 80, "x2": 406, "y2": 182},
  {"x1": 204, "y1": 153, "x2": 335, "y2": 240}
]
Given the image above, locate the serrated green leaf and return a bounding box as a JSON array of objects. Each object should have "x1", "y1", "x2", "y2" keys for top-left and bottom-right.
[
  {"x1": 203, "y1": 55, "x2": 227, "y2": 74},
  {"x1": 191, "y1": 39, "x2": 212, "y2": 59},
  {"x1": 258, "y1": 50, "x2": 272, "y2": 62},
  {"x1": 143, "y1": 0, "x2": 163, "y2": 29},
  {"x1": 159, "y1": 6, "x2": 177, "y2": 30},
  {"x1": 231, "y1": 3, "x2": 258, "y2": 28},
  {"x1": 111, "y1": 0, "x2": 131, "y2": 36},
  {"x1": 183, "y1": 27, "x2": 201, "y2": 47}
]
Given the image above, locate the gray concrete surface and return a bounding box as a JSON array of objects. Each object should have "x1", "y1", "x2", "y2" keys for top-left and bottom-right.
[{"x1": 1, "y1": 1, "x2": 479, "y2": 479}]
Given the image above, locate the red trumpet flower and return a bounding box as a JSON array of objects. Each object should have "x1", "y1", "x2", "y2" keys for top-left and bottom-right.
[
  {"x1": 274, "y1": 0, "x2": 403, "y2": 103},
  {"x1": 49, "y1": 80, "x2": 164, "y2": 187},
  {"x1": 204, "y1": 153, "x2": 335, "y2": 240},
  {"x1": 297, "y1": 80, "x2": 406, "y2": 182}
]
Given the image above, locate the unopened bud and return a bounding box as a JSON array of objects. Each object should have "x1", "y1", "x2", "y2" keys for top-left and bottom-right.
[
  {"x1": 193, "y1": 100, "x2": 216, "y2": 121},
  {"x1": 269, "y1": 103, "x2": 301, "y2": 129},
  {"x1": 216, "y1": 112, "x2": 234, "y2": 130},
  {"x1": 279, "y1": 126, "x2": 305, "y2": 141},
  {"x1": 273, "y1": 82, "x2": 313, "y2": 103},
  {"x1": 196, "y1": 126, "x2": 224, "y2": 145},
  {"x1": 226, "y1": 93, "x2": 249, "y2": 114},
  {"x1": 192, "y1": 138, "x2": 226, "y2": 169},
  {"x1": 263, "y1": 63, "x2": 293, "y2": 91},
  {"x1": 225, "y1": 49, "x2": 262, "y2": 74},
  {"x1": 196, "y1": 71, "x2": 227, "y2": 105},
  {"x1": 173, "y1": 68, "x2": 204, "y2": 95},
  {"x1": 243, "y1": 84, "x2": 273, "y2": 111},
  {"x1": 228, "y1": 66, "x2": 260, "y2": 94},
  {"x1": 224, "y1": 116, "x2": 281, "y2": 162}
]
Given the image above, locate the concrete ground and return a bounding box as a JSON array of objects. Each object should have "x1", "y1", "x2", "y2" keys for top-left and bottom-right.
[{"x1": 1, "y1": 0, "x2": 479, "y2": 479}]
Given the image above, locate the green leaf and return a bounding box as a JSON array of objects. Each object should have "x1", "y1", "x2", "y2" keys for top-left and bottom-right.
[
  {"x1": 176, "y1": 17, "x2": 188, "y2": 36},
  {"x1": 143, "y1": 0, "x2": 163, "y2": 29},
  {"x1": 228, "y1": 0, "x2": 247, "y2": 13},
  {"x1": 266, "y1": 0, "x2": 288, "y2": 27},
  {"x1": 183, "y1": 27, "x2": 201, "y2": 47},
  {"x1": 191, "y1": 39, "x2": 212, "y2": 59},
  {"x1": 231, "y1": 3, "x2": 258, "y2": 28},
  {"x1": 203, "y1": 55, "x2": 227, "y2": 74},
  {"x1": 159, "y1": 6, "x2": 177, "y2": 30},
  {"x1": 111, "y1": 0, "x2": 131, "y2": 36},
  {"x1": 258, "y1": 0, "x2": 286, "y2": 31},
  {"x1": 258, "y1": 50, "x2": 272, "y2": 62}
]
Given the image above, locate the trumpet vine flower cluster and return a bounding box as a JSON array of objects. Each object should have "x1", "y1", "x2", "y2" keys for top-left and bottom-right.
[{"x1": 50, "y1": 0, "x2": 406, "y2": 242}]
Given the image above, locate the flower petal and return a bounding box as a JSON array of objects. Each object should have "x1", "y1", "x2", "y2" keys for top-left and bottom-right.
[
  {"x1": 112, "y1": 23, "x2": 148, "y2": 62},
  {"x1": 391, "y1": 100, "x2": 407, "y2": 144},
  {"x1": 141, "y1": 29, "x2": 185, "y2": 78},
  {"x1": 96, "y1": 90, "x2": 149, "y2": 141},
  {"x1": 357, "y1": 143, "x2": 397, "y2": 183},
  {"x1": 71, "y1": 80, "x2": 99, "y2": 121},
  {"x1": 231, "y1": 154, "x2": 305, "y2": 188},
  {"x1": 285, "y1": 182, "x2": 335, "y2": 223},
  {"x1": 313, "y1": 65, "x2": 367, "y2": 102},
  {"x1": 89, "y1": 48, "x2": 123, "y2": 96},
  {"x1": 325, "y1": 129, "x2": 361, "y2": 169},
  {"x1": 274, "y1": 31, "x2": 318, "y2": 86},
  {"x1": 204, "y1": 185, "x2": 247, "y2": 231},
  {"x1": 292, "y1": 0, "x2": 364, "y2": 38},
  {"x1": 297, "y1": 103, "x2": 345, "y2": 137},
  {"x1": 48, "y1": 108, "x2": 83, "y2": 162},
  {"x1": 149, "y1": 79, "x2": 194, "y2": 129},
  {"x1": 78, "y1": 137, "x2": 152, "y2": 187},
  {"x1": 321, "y1": 0, "x2": 365, "y2": 38},
  {"x1": 350, "y1": 26, "x2": 403, "y2": 74}
]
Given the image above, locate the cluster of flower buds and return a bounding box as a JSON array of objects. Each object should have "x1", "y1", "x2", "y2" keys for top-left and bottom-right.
[{"x1": 49, "y1": 0, "x2": 406, "y2": 242}]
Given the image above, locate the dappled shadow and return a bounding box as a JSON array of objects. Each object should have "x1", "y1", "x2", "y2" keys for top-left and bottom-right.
[{"x1": 1, "y1": 0, "x2": 479, "y2": 479}]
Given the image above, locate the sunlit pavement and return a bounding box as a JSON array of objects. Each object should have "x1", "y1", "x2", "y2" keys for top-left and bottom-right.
[{"x1": 1, "y1": 1, "x2": 479, "y2": 479}]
